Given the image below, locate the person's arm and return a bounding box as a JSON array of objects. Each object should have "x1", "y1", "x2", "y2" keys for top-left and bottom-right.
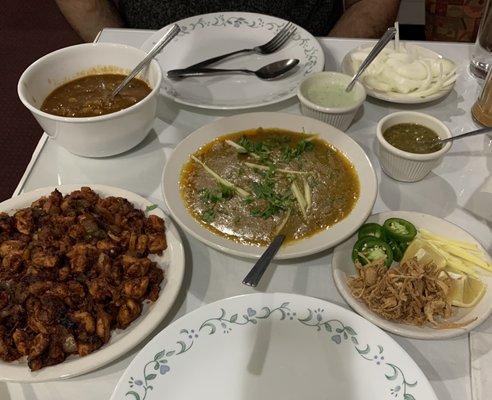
[
  {"x1": 55, "y1": 0, "x2": 124, "y2": 42},
  {"x1": 329, "y1": 0, "x2": 400, "y2": 38}
]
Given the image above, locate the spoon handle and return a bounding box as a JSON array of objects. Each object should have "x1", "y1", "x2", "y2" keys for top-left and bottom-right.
[
  {"x1": 440, "y1": 127, "x2": 492, "y2": 144},
  {"x1": 167, "y1": 67, "x2": 253, "y2": 78},
  {"x1": 346, "y1": 27, "x2": 397, "y2": 92},
  {"x1": 110, "y1": 24, "x2": 180, "y2": 98},
  {"x1": 242, "y1": 235, "x2": 285, "y2": 287}
]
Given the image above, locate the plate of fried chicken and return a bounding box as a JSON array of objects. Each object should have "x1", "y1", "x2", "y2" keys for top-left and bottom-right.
[{"x1": 0, "y1": 185, "x2": 185, "y2": 382}]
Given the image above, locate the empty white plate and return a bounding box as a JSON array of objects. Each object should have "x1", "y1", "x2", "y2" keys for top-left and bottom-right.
[
  {"x1": 141, "y1": 12, "x2": 325, "y2": 109},
  {"x1": 110, "y1": 293, "x2": 437, "y2": 400}
]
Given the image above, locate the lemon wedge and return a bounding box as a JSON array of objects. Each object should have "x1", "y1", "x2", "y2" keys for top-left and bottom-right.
[
  {"x1": 401, "y1": 239, "x2": 446, "y2": 269},
  {"x1": 446, "y1": 271, "x2": 486, "y2": 308}
]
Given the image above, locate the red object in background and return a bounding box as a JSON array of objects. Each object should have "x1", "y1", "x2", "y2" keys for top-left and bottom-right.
[
  {"x1": 0, "y1": 0, "x2": 81, "y2": 201},
  {"x1": 426, "y1": 0, "x2": 487, "y2": 42}
]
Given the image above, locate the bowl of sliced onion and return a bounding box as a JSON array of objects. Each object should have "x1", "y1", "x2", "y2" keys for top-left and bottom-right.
[{"x1": 342, "y1": 42, "x2": 457, "y2": 104}]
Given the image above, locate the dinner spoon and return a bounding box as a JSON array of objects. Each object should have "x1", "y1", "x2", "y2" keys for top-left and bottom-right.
[
  {"x1": 167, "y1": 59, "x2": 299, "y2": 80},
  {"x1": 345, "y1": 27, "x2": 397, "y2": 92},
  {"x1": 242, "y1": 235, "x2": 285, "y2": 287},
  {"x1": 109, "y1": 24, "x2": 180, "y2": 99}
]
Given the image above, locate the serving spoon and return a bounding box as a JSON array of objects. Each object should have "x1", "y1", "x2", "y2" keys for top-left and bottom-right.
[
  {"x1": 109, "y1": 24, "x2": 180, "y2": 99},
  {"x1": 345, "y1": 27, "x2": 397, "y2": 92},
  {"x1": 167, "y1": 59, "x2": 299, "y2": 80}
]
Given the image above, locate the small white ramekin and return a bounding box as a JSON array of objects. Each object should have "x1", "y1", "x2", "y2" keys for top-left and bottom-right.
[
  {"x1": 18, "y1": 43, "x2": 162, "y2": 158},
  {"x1": 297, "y1": 71, "x2": 366, "y2": 131},
  {"x1": 377, "y1": 112, "x2": 452, "y2": 182}
]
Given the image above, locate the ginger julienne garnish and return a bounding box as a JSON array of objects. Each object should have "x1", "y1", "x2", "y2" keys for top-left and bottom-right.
[{"x1": 348, "y1": 258, "x2": 454, "y2": 326}]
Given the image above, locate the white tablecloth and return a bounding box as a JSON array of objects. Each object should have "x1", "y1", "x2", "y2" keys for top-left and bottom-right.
[{"x1": 3, "y1": 29, "x2": 491, "y2": 400}]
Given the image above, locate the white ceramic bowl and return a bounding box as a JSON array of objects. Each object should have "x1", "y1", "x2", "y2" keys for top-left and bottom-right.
[
  {"x1": 297, "y1": 71, "x2": 366, "y2": 131},
  {"x1": 18, "y1": 43, "x2": 162, "y2": 157},
  {"x1": 377, "y1": 111, "x2": 452, "y2": 182}
]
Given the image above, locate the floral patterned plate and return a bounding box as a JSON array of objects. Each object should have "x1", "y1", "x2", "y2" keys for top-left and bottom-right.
[
  {"x1": 140, "y1": 12, "x2": 324, "y2": 110},
  {"x1": 110, "y1": 293, "x2": 437, "y2": 400}
]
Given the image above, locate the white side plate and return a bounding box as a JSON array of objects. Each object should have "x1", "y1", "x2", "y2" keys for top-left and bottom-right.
[
  {"x1": 341, "y1": 43, "x2": 456, "y2": 104},
  {"x1": 332, "y1": 211, "x2": 492, "y2": 339},
  {"x1": 141, "y1": 12, "x2": 325, "y2": 110}
]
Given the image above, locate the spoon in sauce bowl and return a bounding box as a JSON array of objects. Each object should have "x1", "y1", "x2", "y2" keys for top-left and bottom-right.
[
  {"x1": 109, "y1": 24, "x2": 180, "y2": 99},
  {"x1": 345, "y1": 27, "x2": 396, "y2": 92},
  {"x1": 430, "y1": 126, "x2": 492, "y2": 148},
  {"x1": 242, "y1": 234, "x2": 285, "y2": 287}
]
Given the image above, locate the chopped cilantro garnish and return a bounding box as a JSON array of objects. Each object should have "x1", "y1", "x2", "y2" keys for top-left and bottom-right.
[
  {"x1": 201, "y1": 209, "x2": 215, "y2": 223},
  {"x1": 281, "y1": 139, "x2": 314, "y2": 162},
  {"x1": 250, "y1": 172, "x2": 293, "y2": 219},
  {"x1": 237, "y1": 136, "x2": 272, "y2": 162},
  {"x1": 198, "y1": 184, "x2": 234, "y2": 223},
  {"x1": 145, "y1": 204, "x2": 158, "y2": 212},
  {"x1": 200, "y1": 184, "x2": 234, "y2": 204}
]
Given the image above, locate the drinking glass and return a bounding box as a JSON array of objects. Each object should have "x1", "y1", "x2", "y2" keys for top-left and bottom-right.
[
  {"x1": 472, "y1": 67, "x2": 492, "y2": 127},
  {"x1": 470, "y1": 0, "x2": 492, "y2": 79}
]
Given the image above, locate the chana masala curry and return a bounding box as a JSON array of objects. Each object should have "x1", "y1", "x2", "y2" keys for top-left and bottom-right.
[
  {"x1": 41, "y1": 74, "x2": 152, "y2": 118},
  {"x1": 180, "y1": 128, "x2": 360, "y2": 246}
]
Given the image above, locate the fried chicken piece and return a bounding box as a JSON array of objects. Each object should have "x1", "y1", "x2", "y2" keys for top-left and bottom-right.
[
  {"x1": 70, "y1": 311, "x2": 96, "y2": 334},
  {"x1": 77, "y1": 338, "x2": 102, "y2": 357},
  {"x1": 148, "y1": 233, "x2": 167, "y2": 254},
  {"x1": 14, "y1": 209, "x2": 34, "y2": 235},
  {"x1": 29, "y1": 333, "x2": 50, "y2": 358},
  {"x1": 146, "y1": 214, "x2": 165, "y2": 232},
  {"x1": 122, "y1": 276, "x2": 149, "y2": 300},
  {"x1": 0, "y1": 240, "x2": 25, "y2": 257},
  {"x1": 87, "y1": 278, "x2": 112, "y2": 301},
  {"x1": 66, "y1": 243, "x2": 97, "y2": 273},
  {"x1": 122, "y1": 255, "x2": 151, "y2": 277},
  {"x1": 31, "y1": 248, "x2": 58, "y2": 268},
  {"x1": 117, "y1": 298, "x2": 142, "y2": 328},
  {"x1": 96, "y1": 308, "x2": 111, "y2": 343},
  {"x1": 12, "y1": 329, "x2": 29, "y2": 356}
]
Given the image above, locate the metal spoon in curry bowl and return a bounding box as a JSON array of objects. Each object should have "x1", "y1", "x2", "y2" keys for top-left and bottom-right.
[
  {"x1": 109, "y1": 24, "x2": 180, "y2": 99},
  {"x1": 430, "y1": 126, "x2": 492, "y2": 148},
  {"x1": 167, "y1": 59, "x2": 299, "y2": 80}
]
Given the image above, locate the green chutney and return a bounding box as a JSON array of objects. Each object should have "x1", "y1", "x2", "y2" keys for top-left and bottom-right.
[{"x1": 383, "y1": 123, "x2": 443, "y2": 154}]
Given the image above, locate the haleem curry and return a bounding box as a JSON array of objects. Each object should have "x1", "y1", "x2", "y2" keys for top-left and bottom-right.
[{"x1": 180, "y1": 128, "x2": 360, "y2": 246}]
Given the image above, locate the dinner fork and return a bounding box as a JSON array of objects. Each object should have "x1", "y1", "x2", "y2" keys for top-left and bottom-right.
[{"x1": 167, "y1": 22, "x2": 297, "y2": 74}]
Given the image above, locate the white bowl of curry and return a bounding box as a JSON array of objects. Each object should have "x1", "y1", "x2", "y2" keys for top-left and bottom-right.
[
  {"x1": 377, "y1": 111, "x2": 452, "y2": 182},
  {"x1": 162, "y1": 112, "x2": 378, "y2": 259},
  {"x1": 18, "y1": 43, "x2": 162, "y2": 157}
]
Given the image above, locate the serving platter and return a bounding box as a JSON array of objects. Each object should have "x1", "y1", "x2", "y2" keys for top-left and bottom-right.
[
  {"x1": 0, "y1": 184, "x2": 185, "y2": 382},
  {"x1": 332, "y1": 211, "x2": 492, "y2": 340},
  {"x1": 341, "y1": 43, "x2": 456, "y2": 104},
  {"x1": 141, "y1": 12, "x2": 324, "y2": 109},
  {"x1": 162, "y1": 112, "x2": 377, "y2": 259},
  {"x1": 110, "y1": 292, "x2": 438, "y2": 400}
]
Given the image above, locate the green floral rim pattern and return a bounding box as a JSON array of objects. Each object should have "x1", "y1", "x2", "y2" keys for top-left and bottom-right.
[
  {"x1": 125, "y1": 302, "x2": 418, "y2": 400},
  {"x1": 156, "y1": 14, "x2": 323, "y2": 102}
]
